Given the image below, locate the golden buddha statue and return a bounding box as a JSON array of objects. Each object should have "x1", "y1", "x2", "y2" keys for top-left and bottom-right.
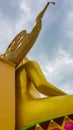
[{"x1": 0, "y1": 2, "x2": 73, "y2": 130}]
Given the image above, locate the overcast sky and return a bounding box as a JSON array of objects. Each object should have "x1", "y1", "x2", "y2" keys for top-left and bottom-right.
[{"x1": 0, "y1": 0, "x2": 73, "y2": 94}]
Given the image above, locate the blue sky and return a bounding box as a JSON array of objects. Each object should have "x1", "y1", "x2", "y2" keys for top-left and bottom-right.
[{"x1": 0, "y1": 0, "x2": 73, "y2": 94}]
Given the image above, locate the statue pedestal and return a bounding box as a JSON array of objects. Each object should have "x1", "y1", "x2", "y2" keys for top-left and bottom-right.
[{"x1": 0, "y1": 58, "x2": 15, "y2": 130}]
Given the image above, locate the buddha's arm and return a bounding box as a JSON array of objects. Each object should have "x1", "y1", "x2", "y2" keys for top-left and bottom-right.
[
  {"x1": 24, "y1": 60, "x2": 66, "y2": 96},
  {"x1": 15, "y1": 64, "x2": 41, "y2": 102}
]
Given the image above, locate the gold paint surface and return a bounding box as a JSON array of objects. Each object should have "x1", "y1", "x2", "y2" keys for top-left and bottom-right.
[
  {"x1": 15, "y1": 61, "x2": 73, "y2": 128},
  {"x1": 0, "y1": 58, "x2": 15, "y2": 130}
]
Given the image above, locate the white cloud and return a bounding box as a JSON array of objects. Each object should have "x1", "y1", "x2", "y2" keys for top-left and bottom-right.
[
  {"x1": 60, "y1": 0, "x2": 73, "y2": 41},
  {"x1": 40, "y1": 49, "x2": 73, "y2": 94},
  {"x1": 15, "y1": 1, "x2": 33, "y2": 31},
  {"x1": 61, "y1": 11, "x2": 73, "y2": 39},
  {"x1": 0, "y1": 14, "x2": 13, "y2": 53},
  {"x1": 60, "y1": 81, "x2": 73, "y2": 94}
]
